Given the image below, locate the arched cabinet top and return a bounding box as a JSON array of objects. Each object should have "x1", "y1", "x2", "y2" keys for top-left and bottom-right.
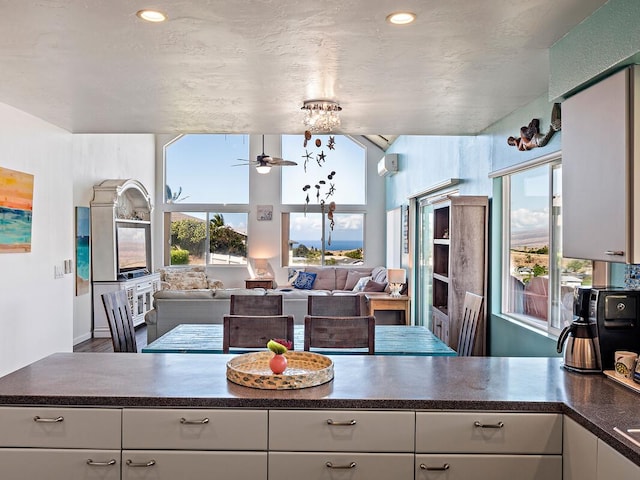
[{"x1": 91, "y1": 179, "x2": 152, "y2": 221}]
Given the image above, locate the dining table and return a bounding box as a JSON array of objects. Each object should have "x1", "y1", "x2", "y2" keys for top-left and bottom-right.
[{"x1": 142, "y1": 323, "x2": 457, "y2": 356}]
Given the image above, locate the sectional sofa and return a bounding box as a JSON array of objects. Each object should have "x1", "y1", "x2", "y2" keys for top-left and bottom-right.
[{"x1": 144, "y1": 265, "x2": 390, "y2": 343}]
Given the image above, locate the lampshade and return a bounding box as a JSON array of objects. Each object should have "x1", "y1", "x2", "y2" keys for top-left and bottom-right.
[
  {"x1": 256, "y1": 164, "x2": 271, "y2": 174},
  {"x1": 388, "y1": 268, "x2": 406, "y2": 284}
]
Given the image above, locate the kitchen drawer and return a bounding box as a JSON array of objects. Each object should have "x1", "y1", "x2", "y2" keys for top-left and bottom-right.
[
  {"x1": 0, "y1": 407, "x2": 121, "y2": 449},
  {"x1": 0, "y1": 448, "x2": 121, "y2": 480},
  {"x1": 122, "y1": 450, "x2": 267, "y2": 480},
  {"x1": 416, "y1": 412, "x2": 562, "y2": 454},
  {"x1": 416, "y1": 454, "x2": 562, "y2": 480},
  {"x1": 269, "y1": 410, "x2": 415, "y2": 452},
  {"x1": 123, "y1": 408, "x2": 267, "y2": 450},
  {"x1": 269, "y1": 452, "x2": 414, "y2": 480}
]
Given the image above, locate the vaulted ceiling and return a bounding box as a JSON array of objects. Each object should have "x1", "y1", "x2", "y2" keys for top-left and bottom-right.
[{"x1": 0, "y1": 0, "x2": 607, "y2": 136}]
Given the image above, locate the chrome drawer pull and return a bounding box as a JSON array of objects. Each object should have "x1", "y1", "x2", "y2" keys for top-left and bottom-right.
[
  {"x1": 33, "y1": 415, "x2": 64, "y2": 423},
  {"x1": 474, "y1": 420, "x2": 504, "y2": 429},
  {"x1": 605, "y1": 250, "x2": 624, "y2": 256},
  {"x1": 126, "y1": 459, "x2": 156, "y2": 468},
  {"x1": 180, "y1": 417, "x2": 210, "y2": 424},
  {"x1": 420, "y1": 463, "x2": 450, "y2": 471},
  {"x1": 86, "y1": 459, "x2": 116, "y2": 467},
  {"x1": 326, "y1": 461, "x2": 357, "y2": 469},
  {"x1": 326, "y1": 419, "x2": 357, "y2": 426}
]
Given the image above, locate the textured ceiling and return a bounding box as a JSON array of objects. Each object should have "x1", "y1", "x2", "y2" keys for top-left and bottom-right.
[{"x1": 0, "y1": 0, "x2": 607, "y2": 135}]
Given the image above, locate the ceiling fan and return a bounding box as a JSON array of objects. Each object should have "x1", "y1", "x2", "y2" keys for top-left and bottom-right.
[{"x1": 234, "y1": 135, "x2": 298, "y2": 174}]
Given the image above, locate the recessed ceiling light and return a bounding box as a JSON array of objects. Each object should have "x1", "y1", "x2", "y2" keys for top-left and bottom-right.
[
  {"x1": 386, "y1": 12, "x2": 416, "y2": 25},
  {"x1": 136, "y1": 9, "x2": 168, "y2": 22}
]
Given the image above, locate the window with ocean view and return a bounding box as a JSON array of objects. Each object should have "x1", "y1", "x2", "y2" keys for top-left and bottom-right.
[{"x1": 281, "y1": 135, "x2": 366, "y2": 266}]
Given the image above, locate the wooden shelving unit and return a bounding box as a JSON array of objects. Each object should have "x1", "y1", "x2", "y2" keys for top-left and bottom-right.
[{"x1": 429, "y1": 195, "x2": 488, "y2": 355}]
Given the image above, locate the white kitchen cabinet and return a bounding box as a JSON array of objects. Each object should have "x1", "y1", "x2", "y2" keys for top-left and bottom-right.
[
  {"x1": 0, "y1": 407, "x2": 122, "y2": 480},
  {"x1": 562, "y1": 65, "x2": 640, "y2": 263},
  {"x1": 122, "y1": 450, "x2": 267, "y2": 480},
  {"x1": 597, "y1": 438, "x2": 640, "y2": 479},
  {"x1": 270, "y1": 452, "x2": 414, "y2": 480},
  {"x1": 415, "y1": 412, "x2": 562, "y2": 480},
  {"x1": 269, "y1": 410, "x2": 415, "y2": 480},
  {"x1": 563, "y1": 416, "x2": 597, "y2": 480},
  {"x1": 122, "y1": 408, "x2": 268, "y2": 480}
]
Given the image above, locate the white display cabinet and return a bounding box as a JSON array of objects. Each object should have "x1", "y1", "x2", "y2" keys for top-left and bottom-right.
[{"x1": 90, "y1": 179, "x2": 157, "y2": 337}]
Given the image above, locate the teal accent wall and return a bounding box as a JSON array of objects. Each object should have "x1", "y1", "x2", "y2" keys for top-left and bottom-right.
[{"x1": 550, "y1": 0, "x2": 640, "y2": 100}]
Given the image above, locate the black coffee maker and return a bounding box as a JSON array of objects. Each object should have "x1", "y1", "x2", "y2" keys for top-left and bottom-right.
[
  {"x1": 557, "y1": 287, "x2": 600, "y2": 372},
  {"x1": 589, "y1": 287, "x2": 640, "y2": 371}
]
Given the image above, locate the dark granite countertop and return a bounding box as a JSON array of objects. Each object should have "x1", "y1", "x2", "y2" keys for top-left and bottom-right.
[{"x1": 0, "y1": 353, "x2": 639, "y2": 465}]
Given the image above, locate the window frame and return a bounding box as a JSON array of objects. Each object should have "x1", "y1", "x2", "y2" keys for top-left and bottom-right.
[
  {"x1": 500, "y1": 154, "x2": 562, "y2": 335},
  {"x1": 162, "y1": 134, "x2": 250, "y2": 267},
  {"x1": 280, "y1": 134, "x2": 368, "y2": 267}
]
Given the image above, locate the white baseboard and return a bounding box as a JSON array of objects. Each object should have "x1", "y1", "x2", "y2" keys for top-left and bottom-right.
[{"x1": 73, "y1": 332, "x2": 92, "y2": 345}]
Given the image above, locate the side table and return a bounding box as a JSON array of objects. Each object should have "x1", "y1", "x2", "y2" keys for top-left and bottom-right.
[
  {"x1": 245, "y1": 278, "x2": 274, "y2": 289},
  {"x1": 365, "y1": 293, "x2": 411, "y2": 325}
]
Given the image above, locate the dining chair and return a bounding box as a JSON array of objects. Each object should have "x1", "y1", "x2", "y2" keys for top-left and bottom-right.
[
  {"x1": 304, "y1": 315, "x2": 375, "y2": 354},
  {"x1": 457, "y1": 292, "x2": 484, "y2": 356},
  {"x1": 230, "y1": 295, "x2": 283, "y2": 316},
  {"x1": 223, "y1": 314, "x2": 294, "y2": 353},
  {"x1": 101, "y1": 290, "x2": 138, "y2": 353},
  {"x1": 307, "y1": 295, "x2": 363, "y2": 316}
]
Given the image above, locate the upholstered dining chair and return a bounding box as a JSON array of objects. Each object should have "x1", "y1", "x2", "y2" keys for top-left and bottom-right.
[
  {"x1": 101, "y1": 290, "x2": 138, "y2": 353},
  {"x1": 222, "y1": 314, "x2": 294, "y2": 353},
  {"x1": 457, "y1": 292, "x2": 485, "y2": 356},
  {"x1": 230, "y1": 294, "x2": 283, "y2": 316},
  {"x1": 303, "y1": 315, "x2": 375, "y2": 354},
  {"x1": 307, "y1": 295, "x2": 363, "y2": 316}
]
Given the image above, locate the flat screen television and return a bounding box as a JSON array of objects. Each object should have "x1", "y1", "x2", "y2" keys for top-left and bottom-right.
[{"x1": 116, "y1": 222, "x2": 150, "y2": 277}]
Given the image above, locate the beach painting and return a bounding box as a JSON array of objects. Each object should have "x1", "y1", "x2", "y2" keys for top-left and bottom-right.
[
  {"x1": 0, "y1": 166, "x2": 34, "y2": 253},
  {"x1": 75, "y1": 206, "x2": 90, "y2": 295}
]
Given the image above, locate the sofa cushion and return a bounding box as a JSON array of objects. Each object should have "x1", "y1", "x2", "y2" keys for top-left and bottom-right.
[
  {"x1": 352, "y1": 276, "x2": 372, "y2": 292},
  {"x1": 364, "y1": 279, "x2": 387, "y2": 292},
  {"x1": 163, "y1": 271, "x2": 208, "y2": 290},
  {"x1": 371, "y1": 266, "x2": 388, "y2": 284},
  {"x1": 287, "y1": 267, "x2": 305, "y2": 286},
  {"x1": 293, "y1": 271, "x2": 317, "y2": 290},
  {"x1": 345, "y1": 270, "x2": 371, "y2": 290},
  {"x1": 305, "y1": 266, "x2": 336, "y2": 290},
  {"x1": 212, "y1": 288, "x2": 266, "y2": 299},
  {"x1": 334, "y1": 268, "x2": 349, "y2": 290}
]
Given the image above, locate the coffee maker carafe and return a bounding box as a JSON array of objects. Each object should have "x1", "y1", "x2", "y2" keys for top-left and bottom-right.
[{"x1": 556, "y1": 287, "x2": 600, "y2": 373}]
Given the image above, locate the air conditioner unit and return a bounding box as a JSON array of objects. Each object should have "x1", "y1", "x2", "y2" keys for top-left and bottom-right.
[{"x1": 378, "y1": 154, "x2": 398, "y2": 176}]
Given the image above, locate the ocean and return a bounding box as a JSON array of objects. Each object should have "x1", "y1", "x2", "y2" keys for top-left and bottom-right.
[
  {"x1": 293, "y1": 239, "x2": 362, "y2": 251},
  {"x1": 0, "y1": 206, "x2": 32, "y2": 244}
]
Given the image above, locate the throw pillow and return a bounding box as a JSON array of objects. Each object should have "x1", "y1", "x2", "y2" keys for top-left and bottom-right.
[
  {"x1": 352, "y1": 275, "x2": 372, "y2": 292},
  {"x1": 287, "y1": 268, "x2": 304, "y2": 286},
  {"x1": 293, "y1": 271, "x2": 317, "y2": 290},
  {"x1": 345, "y1": 270, "x2": 370, "y2": 290},
  {"x1": 363, "y1": 279, "x2": 387, "y2": 292}
]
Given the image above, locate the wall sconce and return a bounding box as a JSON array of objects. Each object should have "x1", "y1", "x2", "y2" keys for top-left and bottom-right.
[{"x1": 387, "y1": 268, "x2": 406, "y2": 297}]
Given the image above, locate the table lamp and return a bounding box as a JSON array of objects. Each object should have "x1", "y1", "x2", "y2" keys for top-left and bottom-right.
[
  {"x1": 254, "y1": 258, "x2": 269, "y2": 278},
  {"x1": 388, "y1": 268, "x2": 406, "y2": 297}
]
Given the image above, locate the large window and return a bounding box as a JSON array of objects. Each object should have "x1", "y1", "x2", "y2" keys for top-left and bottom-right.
[
  {"x1": 164, "y1": 134, "x2": 249, "y2": 265},
  {"x1": 502, "y1": 160, "x2": 592, "y2": 332},
  {"x1": 281, "y1": 135, "x2": 366, "y2": 266}
]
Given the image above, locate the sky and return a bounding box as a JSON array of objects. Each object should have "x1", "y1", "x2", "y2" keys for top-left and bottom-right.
[
  {"x1": 165, "y1": 134, "x2": 366, "y2": 242},
  {"x1": 510, "y1": 163, "x2": 550, "y2": 248}
]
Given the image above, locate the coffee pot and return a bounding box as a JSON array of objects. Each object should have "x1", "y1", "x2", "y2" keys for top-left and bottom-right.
[{"x1": 556, "y1": 287, "x2": 601, "y2": 373}]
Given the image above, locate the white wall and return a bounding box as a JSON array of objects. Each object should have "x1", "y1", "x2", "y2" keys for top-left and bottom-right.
[
  {"x1": 0, "y1": 103, "x2": 73, "y2": 377},
  {"x1": 0, "y1": 102, "x2": 156, "y2": 377}
]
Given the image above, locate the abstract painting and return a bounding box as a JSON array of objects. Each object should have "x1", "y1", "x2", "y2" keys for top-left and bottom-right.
[
  {"x1": 0, "y1": 166, "x2": 34, "y2": 253},
  {"x1": 75, "y1": 206, "x2": 90, "y2": 295}
]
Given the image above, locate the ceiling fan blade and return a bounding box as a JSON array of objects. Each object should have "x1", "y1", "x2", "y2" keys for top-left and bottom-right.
[{"x1": 268, "y1": 157, "x2": 298, "y2": 166}]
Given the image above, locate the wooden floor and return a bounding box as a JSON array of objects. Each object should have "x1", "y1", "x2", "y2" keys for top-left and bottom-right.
[{"x1": 73, "y1": 325, "x2": 148, "y2": 353}]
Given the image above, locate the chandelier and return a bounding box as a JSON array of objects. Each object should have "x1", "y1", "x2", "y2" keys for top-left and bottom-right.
[{"x1": 301, "y1": 99, "x2": 342, "y2": 133}]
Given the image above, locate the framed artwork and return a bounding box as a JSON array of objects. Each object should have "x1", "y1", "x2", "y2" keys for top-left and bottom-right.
[
  {"x1": 75, "y1": 206, "x2": 90, "y2": 295},
  {"x1": 0, "y1": 166, "x2": 34, "y2": 253},
  {"x1": 257, "y1": 204, "x2": 273, "y2": 221}
]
